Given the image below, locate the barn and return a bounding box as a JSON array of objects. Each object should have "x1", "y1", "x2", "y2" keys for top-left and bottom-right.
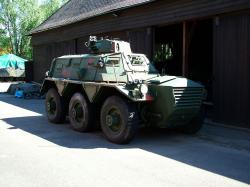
[{"x1": 30, "y1": 0, "x2": 250, "y2": 128}]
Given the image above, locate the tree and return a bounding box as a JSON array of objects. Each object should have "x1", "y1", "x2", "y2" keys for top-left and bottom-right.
[
  {"x1": 0, "y1": 28, "x2": 11, "y2": 55},
  {"x1": 0, "y1": 0, "x2": 67, "y2": 59}
]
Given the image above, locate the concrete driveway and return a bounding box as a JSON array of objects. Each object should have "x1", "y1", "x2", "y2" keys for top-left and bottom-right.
[{"x1": 0, "y1": 94, "x2": 250, "y2": 187}]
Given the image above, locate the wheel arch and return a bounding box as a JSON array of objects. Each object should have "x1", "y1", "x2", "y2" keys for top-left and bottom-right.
[
  {"x1": 93, "y1": 86, "x2": 130, "y2": 106},
  {"x1": 40, "y1": 80, "x2": 57, "y2": 95},
  {"x1": 62, "y1": 83, "x2": 90, "y2": 103}
]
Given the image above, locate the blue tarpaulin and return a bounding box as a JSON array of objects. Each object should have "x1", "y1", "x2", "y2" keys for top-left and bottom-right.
[{"x1": 0, "y1": 54, "x2": 27, "y2": 70}]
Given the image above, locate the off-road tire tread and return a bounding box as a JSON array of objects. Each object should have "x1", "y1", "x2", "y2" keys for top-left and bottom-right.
[
  {"x1": 100, "y1": 96, "x2": 139, "y2": 144},
  {"x1": 69, "y1": 92, "x2": 94, "y2": 132},
  {"x1": 45, "y1": 88, "x2": 66, "y2": 123}
]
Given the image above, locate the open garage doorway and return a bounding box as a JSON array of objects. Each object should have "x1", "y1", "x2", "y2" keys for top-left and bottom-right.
[
  {"x1": 187, "y1": 19, "x2": 213, "y2": 102},
  {"x1": 154, "y1": 24, "x2": 182, "y2": 76},
  {"x1": 154, "y1": 20, "x2": 213, "y2": 102}
]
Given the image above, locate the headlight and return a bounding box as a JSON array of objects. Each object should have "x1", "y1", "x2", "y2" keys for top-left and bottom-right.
[{"x1": 140, "y1": 84, "x2": 148, "y2": 94}]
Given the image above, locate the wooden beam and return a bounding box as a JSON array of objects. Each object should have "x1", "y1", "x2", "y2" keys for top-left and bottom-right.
[{"x1": 182, "y1": 21, "x2": 187, "y2": 76}]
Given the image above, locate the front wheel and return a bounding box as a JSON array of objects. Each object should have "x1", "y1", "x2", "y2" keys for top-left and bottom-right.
[
  {"x1": 179, "y1": 109, "x2": 205, "y2": 134},
  {"x1": 100, "y1": 96, "x2": 139, "y2": 144}
]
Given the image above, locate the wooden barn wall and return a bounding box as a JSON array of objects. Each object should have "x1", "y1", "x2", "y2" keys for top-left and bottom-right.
[
  {"x1": 32, "y1": 0, "x2": 250, "y2": 46},
  {"x1": 33, "y1": 40, "x2": 76, "y2": 82},
  {"x1": 76, "y1": 36, "x2": 89, "y2": 54},
  {"x1": 129, "y1": 28, "x2": 153, "y2": 59},
  {"x1": 213, "y1": 10, "x2": 250, "y2": 127},
  {"x1": 33, "y1": 45, "x2": 48, "y2": 83}
]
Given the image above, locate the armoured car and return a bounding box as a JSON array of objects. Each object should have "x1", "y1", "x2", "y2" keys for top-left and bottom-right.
[{"x1": 41, "y1": 36, "x2": 206, "y2": 144}]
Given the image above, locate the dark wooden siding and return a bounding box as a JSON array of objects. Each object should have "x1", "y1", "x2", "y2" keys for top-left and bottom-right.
[
  {"x1": 32, "y1": 0, "x2": 250, "y2": 45},
  {"x1": 213, "y1": 10, "x2": 250, "y2": 127},
  {"x1": 129, "y1": 27, "x2": 153, "y2": 59},
  {"x1": 33, "y1": 45, "x2": 50, "y2": 83},
  {"x1": 33, "y1": 40, "x2": 76, "y2": 82},
  {"x1": 76, "y1": 36, "x2": 89, "y2": 54}
]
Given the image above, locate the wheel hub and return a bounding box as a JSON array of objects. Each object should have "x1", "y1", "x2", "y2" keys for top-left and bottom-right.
[
  {"x1": 72, "y1": 104, "x2": 84, "y2": 121},
  {"x1": 106, "y1": 113, "x2": 121, "y2": 132},
  {"x1": 47, "y1": 99, "x2": 56, "y2": 114},
  {"x1": 47, "y1": 102, "x2": 50, "y2": 111},
  {"x1": 72, "y1": 108, "x2": 77, "y2": 118},
  {"x1": 106, "y1": 115, "x2": 120, "y2": 126}
]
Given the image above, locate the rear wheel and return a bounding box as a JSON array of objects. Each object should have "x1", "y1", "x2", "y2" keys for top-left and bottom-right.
[
  {"x1": 45, "y1": 88, "x2": 66, "y2": 123},
  {"x1": 100, "y1": 96, "x2": 139, "y2": 144},
  {"x1": 69, "y1": 93, "x2": 93, "y2": 132}
]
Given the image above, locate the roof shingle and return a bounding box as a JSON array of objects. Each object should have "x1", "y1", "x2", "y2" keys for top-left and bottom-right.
[{"x1": 31, "y1": 0, "x2": 153, "y2": 34}]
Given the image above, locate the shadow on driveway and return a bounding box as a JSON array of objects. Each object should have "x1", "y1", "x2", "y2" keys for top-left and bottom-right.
[{"x1": 1, "y1": 95, "x2": 250, "y2": 184}]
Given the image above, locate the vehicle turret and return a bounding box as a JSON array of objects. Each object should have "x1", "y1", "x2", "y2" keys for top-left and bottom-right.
[{"x1": 86, "y1": 36, "x2": 132, "y2": 54}]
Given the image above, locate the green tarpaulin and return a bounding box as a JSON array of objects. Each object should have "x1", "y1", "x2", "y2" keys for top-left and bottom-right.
[{"x1": 0, "y1": 54, "x2": 27, "y2": 70}]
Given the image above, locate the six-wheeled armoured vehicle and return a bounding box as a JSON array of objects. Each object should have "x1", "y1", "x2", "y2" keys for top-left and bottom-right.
[{"x1": 41, "y1": 36, "x2": 206, "y2": 144}]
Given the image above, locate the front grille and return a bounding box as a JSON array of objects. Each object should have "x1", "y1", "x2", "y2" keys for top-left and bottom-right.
[{"x1": 173, "y1": 87, "x2": 203, "y2": 108}]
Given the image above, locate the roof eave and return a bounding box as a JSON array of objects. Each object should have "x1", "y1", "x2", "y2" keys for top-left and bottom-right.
[{"x1": 30, "y1": 0, "x2": 155, "y2": 35}]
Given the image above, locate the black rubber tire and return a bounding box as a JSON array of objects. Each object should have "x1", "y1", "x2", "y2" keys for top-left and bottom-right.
[
  {"x1": 180, "y1": 109, "x2": 205, "y2": 134},
  {"x1": 69, "y1": 93, "x2": 93, "y2": 132},
  {"x1": 45, "y1": 88, "x2": 66, "y2": 123},
  {"x1": 100, "y1": 96, "x2": 139, "y2": 144}
]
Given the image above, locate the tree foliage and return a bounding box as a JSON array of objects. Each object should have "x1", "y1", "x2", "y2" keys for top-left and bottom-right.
[
  {"x1": 0, "y1": 28, "x2": 11, "y2": 55},
  {"x1": 0, "y1": 0, "x2": 67, "y2": 59}
]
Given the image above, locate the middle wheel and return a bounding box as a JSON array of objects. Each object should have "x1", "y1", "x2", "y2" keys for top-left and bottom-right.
[{"x1": 69, "y1": 92, "x2": 92, "y2": 132}]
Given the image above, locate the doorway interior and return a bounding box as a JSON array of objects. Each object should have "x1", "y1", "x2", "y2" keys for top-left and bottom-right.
[
  {"x1": 154, "y1": 19, "x2": 213, "y2": 102},
  {"x1": 154, "y1": 24, "x2": 182, "y2": 76},
  {"x1": 187, "y1": 19, "x2": 213, "y2": 102}
]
